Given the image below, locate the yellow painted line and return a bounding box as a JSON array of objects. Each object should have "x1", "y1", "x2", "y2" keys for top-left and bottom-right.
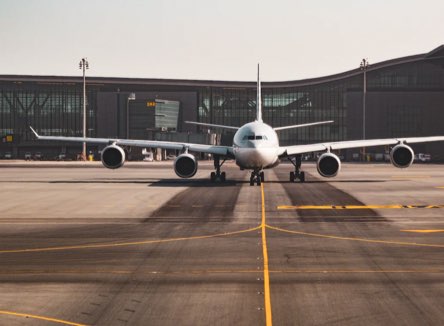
[
  {"x1": 436, "y1": 187, "x2": 444, "y2": 189},
  {"x1": 269, "y1": 269, "x2": 444, "y2": 274},
  {"x1": 266, "y1": 225, "x2": 444, "y2": 248},
  {"x1": 401, "y1": 229, "x2": 444, "y2": 233},
  {"x1": 0, "y1": 310, "x2": 87, "y2": 326},
  {"x1": 277, "y1": 204, "x2": 444, "y2": 210},
  {"x1": 0, "y1": 226, "x2": 261, "y2": 254},
  {"x1": 260, "y1": 183, "x2": 273, "y2": 326}
]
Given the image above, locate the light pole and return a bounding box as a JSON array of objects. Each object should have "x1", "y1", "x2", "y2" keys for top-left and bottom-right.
[
  {"x1": 79, "y1": 58, "x2": 89, "y2": 160},
  {"x1": 126, "y1": 93, "x2": 136, "y2": 139},
  {"x1": 360, "y1": 58, "x2": 369, "y2": 161}
]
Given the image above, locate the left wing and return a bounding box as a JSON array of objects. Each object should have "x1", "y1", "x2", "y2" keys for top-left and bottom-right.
[
  {"x1": 30, "y1": 127, "x2": 233, "y2": 157},
  {"x1": 280, "y1": 136, "x2": 444, "y2": 156}
]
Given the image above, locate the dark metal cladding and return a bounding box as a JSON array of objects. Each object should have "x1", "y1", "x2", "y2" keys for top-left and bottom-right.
[{"x1": 1, "y1": 45, "x2": 443, "y2": 161}]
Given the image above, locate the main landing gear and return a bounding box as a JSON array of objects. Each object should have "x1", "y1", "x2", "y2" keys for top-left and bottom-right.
[
  {"x1": 210, "y1": 155, "x2": 226, "y2": 182},
  {"x1": 250, "y1": 170, "x2": 264, "y2": 186},
  {"x1": 289, "y1": 155, "x2": 305, "y2": 183}
]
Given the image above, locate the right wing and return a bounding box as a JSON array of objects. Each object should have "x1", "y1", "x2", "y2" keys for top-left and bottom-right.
[
  {"x1": 281, "y1": 136, "x2": 444, "y2": 156},
  {"x1": 185, "y1": 121, "x2": 239, "y2": 130},
  {"x1": 30, "y1": 127, "x2": 233, "y2": 157}
]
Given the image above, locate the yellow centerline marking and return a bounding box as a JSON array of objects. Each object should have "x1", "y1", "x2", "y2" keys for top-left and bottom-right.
[
  {"x1": 401, "y1": 229, "x2": 444, "y2": 233},
  {"x1": 260, "y1": 183, "x2": 273, "y2": 326},
  {"x1": 277, "y1": 204, "x2": 444, "y2": 210},
  {"x1": 0, "y1": 226, "x2": 261, "y2": 254},
  {"x1": 436, "y1": 187, "x2": 444, "y2": 189},
  {"x1": 0, "y1": 310, "x2": 87, "y2": 326},
  {"x1": 266, "y1": 225, "x2": 444, "y2": 248}
]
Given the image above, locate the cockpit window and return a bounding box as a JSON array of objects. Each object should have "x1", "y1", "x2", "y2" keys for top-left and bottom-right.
[{"x1": 243, "y1": 134, "x2": 268, "y2": 140}]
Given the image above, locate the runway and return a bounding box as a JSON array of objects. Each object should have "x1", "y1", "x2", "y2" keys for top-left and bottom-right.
[{"x1": 0, "y1": 161, "x2": 443, "y2": 325}]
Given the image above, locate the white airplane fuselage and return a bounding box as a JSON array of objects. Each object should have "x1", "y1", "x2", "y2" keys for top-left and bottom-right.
[{"x1": 232, "y1": 121, "x2": 281, "y2": 170}]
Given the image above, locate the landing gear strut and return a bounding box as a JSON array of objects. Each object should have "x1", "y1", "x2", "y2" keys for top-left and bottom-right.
[
  {"x1": 210, "y1": 155, "x2": 226, "y2": 182},
  {"x1": 250, "y1": 170, "x2": 264, "y2": 186},
  {"x1": 289, "y1": 155, "x2": 305, "y2": 183}
]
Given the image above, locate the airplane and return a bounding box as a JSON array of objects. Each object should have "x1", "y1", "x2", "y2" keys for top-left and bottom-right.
[{"x1": 30, "y1": 65, "x2": 444, "y2": 186}]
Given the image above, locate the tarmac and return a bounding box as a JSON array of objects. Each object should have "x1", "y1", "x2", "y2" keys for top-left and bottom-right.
[{"x1": 0, "y1": 161, "x2": 443, "y2": 326}]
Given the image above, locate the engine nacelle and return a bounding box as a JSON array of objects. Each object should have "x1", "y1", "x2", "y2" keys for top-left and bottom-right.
[
  {"x1": 174, "y1": 153, "x2": 198, "y2": 178},
  {"x1": 317, "y1": 152, "x2": 341, "y2": 178},
  {"x1": 101, "y1": 145, "x2": 126, "y2": 169},
  {"x1": 390, "y1": 144, "x2": 414, "y2": 168}
]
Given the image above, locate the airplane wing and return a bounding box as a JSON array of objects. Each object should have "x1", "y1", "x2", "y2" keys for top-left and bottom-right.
[
  {"x1": 280, "y1": 136, "x2": 444, "y2": 156},
  {"x1": 29, "y1": 127, "x2": 233, "y2": 157},
  {"x1": 274, "y1": 120, "x2": 334, "y2": 131},
  {"x1": 185, "y1": 121, "x2": 240, "y2": 130}
]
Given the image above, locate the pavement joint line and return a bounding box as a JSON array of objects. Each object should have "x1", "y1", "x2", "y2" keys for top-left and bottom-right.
[
  {"x1": 277, "y1": 204, "x2": 444, "y2": 210},
  {"x1": 390, "y1": 175, "x2": 431, "y2": 178},
  {"x1": 265, "y1": 225, "x2": 444, "y2": 248},
  {"x1": 0, "y1": 310, "x2": 88, "y2": 326},
  {"x1": 0, "y1": 226, "x2": 261, "y2": 254},
  {"x1": 1, "y1": 269, "x2": 444, "y2": 275},
  {"x1": 260, "y1": 183, "x2": 273, "y2": 326}
]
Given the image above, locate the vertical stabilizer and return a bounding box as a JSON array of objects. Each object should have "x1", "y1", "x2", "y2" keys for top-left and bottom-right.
[{"x1": 256, "y1": 64, "x2": 263, "y2": 122}]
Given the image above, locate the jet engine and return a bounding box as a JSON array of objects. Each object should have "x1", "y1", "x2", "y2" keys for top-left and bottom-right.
[
  {"x1": 174, "y1": 153, "x2": 198, "y2": 178},
  {"x1": 317, "y1": 152, "x2": 341, "y2": 178},
  {"x1": 101, "y1": 144, "x2": 126, "y2": 169},
  {"x1": 390, "y1": 144, "x2": 414, "y2": 168}
]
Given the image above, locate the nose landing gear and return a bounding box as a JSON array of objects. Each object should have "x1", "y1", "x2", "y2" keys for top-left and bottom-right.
[
  {"x1": 210, "y1": 155, "x2": 227, "y2": 182},
  {"x1": 289, "y1": 155, "x2": 305, "y2": 183},
  {"x1": 250, "y1": 170, "x2": 264, "y2": 186}
]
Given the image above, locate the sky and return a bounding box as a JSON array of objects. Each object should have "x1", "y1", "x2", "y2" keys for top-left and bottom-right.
[{"x1": 0, "y1": 0, "x2": 443, "y2": 81}]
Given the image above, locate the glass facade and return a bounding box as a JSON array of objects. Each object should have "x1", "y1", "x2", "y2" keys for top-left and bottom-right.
[{"x1": 1, "y1": 45, "x2": 443, "y2": 160}]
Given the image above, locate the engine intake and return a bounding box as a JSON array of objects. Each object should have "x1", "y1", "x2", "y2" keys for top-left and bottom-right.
[
  {"x1": 101, "y1": 145, "x2": 125, "y2": 169},
  {"x1": 317, "y1": 152, "x2": 341, "y2": 178},
  {"x1": 390, "y1": 144, "x2": 414, "y2": 168},
  {"x1": 174, "y1": 153, "x2": 198, "y2": 178}
]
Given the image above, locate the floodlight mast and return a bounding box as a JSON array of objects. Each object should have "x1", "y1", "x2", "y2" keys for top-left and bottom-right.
[
  {"x1": 360, "y1": 58, "x2": 369, "y2": 161},
  {"x1": 79, "y1": 58, "x2": 89, "y2": 160}
]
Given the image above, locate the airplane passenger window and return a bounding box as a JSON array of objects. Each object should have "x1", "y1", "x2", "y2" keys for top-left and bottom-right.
[
  {"x1": 256, "y1": 136, "x2": 263, "y2": 140},
  {"x1": 247, "y1": 135, "x2": 255, "y2": 140}
]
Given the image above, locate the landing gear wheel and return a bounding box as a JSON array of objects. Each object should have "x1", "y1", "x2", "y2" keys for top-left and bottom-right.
[
  {"x1": 250, "y1": 171, "x2": 263, "y2": 186},
  {"x1": 300, "y1": 171, "x2": 305, "y2": 183},
  {"x1": 211, "y1": 155, "x2": 227, "y2": 182},
  {"x1": 289, "y1": 155, "x2": 305, "y2": 183}
]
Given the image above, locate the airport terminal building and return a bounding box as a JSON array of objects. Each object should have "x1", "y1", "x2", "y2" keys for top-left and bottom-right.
[{"x1": 1, "y1": 45, "x2": 444, "y2": 161}]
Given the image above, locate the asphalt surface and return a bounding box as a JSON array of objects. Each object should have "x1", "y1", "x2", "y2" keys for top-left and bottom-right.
[{"x1": 0, "y1": 161, "x2": 443, "y2": 326}]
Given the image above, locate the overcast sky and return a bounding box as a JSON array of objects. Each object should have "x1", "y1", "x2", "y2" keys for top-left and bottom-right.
[{"x1": 0, "y1": 0, "x2": 443, "y2": 81}]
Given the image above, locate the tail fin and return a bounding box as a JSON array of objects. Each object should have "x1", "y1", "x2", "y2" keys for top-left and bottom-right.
[{"x1": 256, "y1": 64, "x2": 263, "y2": 122}]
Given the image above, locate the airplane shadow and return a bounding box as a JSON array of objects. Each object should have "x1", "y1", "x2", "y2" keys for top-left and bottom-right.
[{"x1": 148, "y1": 178, "x2": 247, "y2": 187}]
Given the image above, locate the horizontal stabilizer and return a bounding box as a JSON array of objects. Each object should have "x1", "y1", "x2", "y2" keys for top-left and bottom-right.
[
  {"x1": 274, "y1": 120, "x2": 334, "y2": 131},
  {"x1": 185, "y1": 121, "x2": 239, "y2": 130}
]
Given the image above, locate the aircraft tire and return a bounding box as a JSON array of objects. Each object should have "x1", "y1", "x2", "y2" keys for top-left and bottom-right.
[{"x1": 300, "y1": 171, "x2": 305, "y2": 183}]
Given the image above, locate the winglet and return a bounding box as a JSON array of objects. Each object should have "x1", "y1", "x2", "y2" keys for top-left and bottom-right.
[{"x1": 29, "y1": 126, "x2": 40, "y2": 138}]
